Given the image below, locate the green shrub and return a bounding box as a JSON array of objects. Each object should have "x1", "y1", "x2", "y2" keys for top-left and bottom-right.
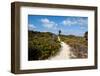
[{"x1": 28, "y1": 31, "x2": 61, "y2": 60}]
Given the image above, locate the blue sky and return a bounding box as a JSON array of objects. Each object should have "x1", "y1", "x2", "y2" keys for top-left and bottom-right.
[{"x1": 28, "y1": 15, "x2": 88, "y2": 36}]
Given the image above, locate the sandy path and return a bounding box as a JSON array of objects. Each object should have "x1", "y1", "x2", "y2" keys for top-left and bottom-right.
[{"x1": 49, "y1": 36, "x2": 71, "y2": 60}]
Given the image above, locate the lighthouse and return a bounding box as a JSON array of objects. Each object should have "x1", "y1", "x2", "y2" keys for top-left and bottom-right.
[{"x1": 58, "y1": 30, "x2": 61, "y2": 36}]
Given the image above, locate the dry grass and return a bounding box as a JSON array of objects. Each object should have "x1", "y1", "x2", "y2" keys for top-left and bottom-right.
[{"x1": 60, "y1": 35, "x2": 88, "y2": 58}]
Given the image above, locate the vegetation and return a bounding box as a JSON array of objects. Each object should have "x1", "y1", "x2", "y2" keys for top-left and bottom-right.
[
  {"x1": 28, "y1": 31, "x2": 60, "y2": 60},
  {"x1": 84, "y1": 31, "x2": 88, "y2": 41},
  {"x1": 28, "y1": 31, "x2": 88, "y2": 60},
  {"x1": 60, "y1": 34, "x2": 88, "y2": 58}
]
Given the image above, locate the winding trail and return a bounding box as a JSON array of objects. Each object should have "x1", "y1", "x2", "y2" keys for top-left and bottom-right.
[{"x1": 49, "y1": 36, "x2": 72, "y2": 60}]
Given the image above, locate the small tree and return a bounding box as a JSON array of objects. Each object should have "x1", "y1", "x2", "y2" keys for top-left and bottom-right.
[{"x1": 84, "y1": 31, "x2": 88, "y2": 41}]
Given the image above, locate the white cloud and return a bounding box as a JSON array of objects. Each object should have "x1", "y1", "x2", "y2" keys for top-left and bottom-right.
[
  {"x1": 41, "y1": 18, "x2": 50, "y2": 23},
  {"x1": 40, "y1": 18, "x2": 57, "y2": 29},
  {"x1": 62, "y1": 20, "x2": 77, "y2": 26},
  {"x1": 77, "y1": 18, "x2": 88, "y2": 26},
  {"x1": 80, "y1": 27, "x2": 85, "y2": 30},
  {"x1": 28, "y1": 24, "x2": 36, "y2": 31},
  {"x1": 62, "y1": 17, "x2": 87, "y2": 26}
]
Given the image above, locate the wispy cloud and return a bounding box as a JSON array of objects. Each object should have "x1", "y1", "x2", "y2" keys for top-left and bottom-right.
[
  {"x1": 40, "y1": 18, "x2": 57, "y2": 29},
  {"x1": 62, "y1": 17, "x2": 87, "y2": 26},
  {"x1": 28, "y1": 24, "x2": 36, "y2": 31},
  {"x1": 80, "y1": 26, "x2": 86, "y2": 30},
  {"x1": 62, "y1": 20, "x2": 77, "y2": 26}
]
